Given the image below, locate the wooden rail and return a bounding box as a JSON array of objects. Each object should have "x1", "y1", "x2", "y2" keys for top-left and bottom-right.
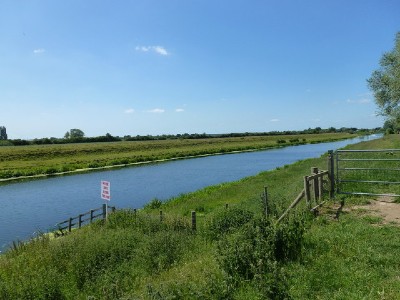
[
  {"x1": 277, "y1": 167, "x2": 330, "y2": 223},
  {"x1": 55, "y1": 204, "x2": 116, "y2": 235}
]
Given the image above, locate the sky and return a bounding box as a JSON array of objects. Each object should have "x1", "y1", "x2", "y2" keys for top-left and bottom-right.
[{"x1": 0, "y1": 1, "x2": 399, "y2": 139}]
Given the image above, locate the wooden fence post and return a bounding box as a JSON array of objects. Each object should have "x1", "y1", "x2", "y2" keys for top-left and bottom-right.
[
  {"x1": 311, "y1": 167, "x2": 319, "y2": 203},
  {"x1": 78, "y1": 214, "x2": 83, "y2": 228},
  {"x1": 328, "y1": 150, "x2": 335, "y2": 199},
  {"x1": 318, "y1": 173, "x2": 324, "y2": 201},
  {"x1": 304, "y1": 176, "x2": 311, "y2": 209},
  {"x1": 90, "y1": 209, "x2": 94, "y2": 223},
  {"x1": 191, "y1": 211, "x2": 196, "y2": 231},
  {"x1": 68, "y1": 217, "x2": 73, "y2": 232}
]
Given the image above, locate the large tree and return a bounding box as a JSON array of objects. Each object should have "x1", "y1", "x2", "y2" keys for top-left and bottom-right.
[
  {"x1": 367, "y1": 32, "x2": 400, "y2": 125},
  {"x1": 64, "y1": 128, "x2": 85, "y2": 139}
]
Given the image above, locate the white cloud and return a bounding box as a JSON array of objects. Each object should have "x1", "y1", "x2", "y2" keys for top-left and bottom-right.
[
  {"x1": 175, "y1": 108, "x2": 184, "y2": 112},
  {"x1": 270, "y1": 119, "x2": 280, "y2": 122},
  {"x1": 33, "y1": 48, "x2": 45, "y2": 54},
  {"x1": 135, "y1": 45, "x2": 169, "y2": 56},
  {"x1": 147, "y1": 108, "x2": 165, "y2": 113},
  {"x1": 124, "y1": 108, "x2": 135, "y2": 114}
]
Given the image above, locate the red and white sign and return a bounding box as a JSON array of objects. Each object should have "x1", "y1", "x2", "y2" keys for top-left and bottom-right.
[{"x1": 101, "y1": 180, "x2": 111, "y2": 201}]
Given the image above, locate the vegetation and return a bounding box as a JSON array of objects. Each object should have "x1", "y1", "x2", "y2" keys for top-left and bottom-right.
[
  {"x1": 0, "y1": 132, "x2": 364, "y2": 180},
  {"x1": 368, "y1": 31, "x2": 400, "y2": 133},
  {"x1": 1, "y1": 135, "x2": 399, "y2": 299}
]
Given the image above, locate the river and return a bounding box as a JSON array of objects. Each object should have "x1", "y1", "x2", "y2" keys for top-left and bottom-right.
[{"x1": 0, "y1": 134, "x2": 381, "y2": 252}]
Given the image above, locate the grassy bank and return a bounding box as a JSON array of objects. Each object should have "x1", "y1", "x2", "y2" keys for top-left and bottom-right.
[
  {"x1": 1, "y1": 135, "x2": 399, "y2": 299},
  {"x1": 0, "y1": 132, "x2": 354, "y2": 180}
]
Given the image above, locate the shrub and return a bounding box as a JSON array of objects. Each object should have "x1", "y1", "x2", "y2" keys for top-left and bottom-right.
[{"x1": 205, "y1": 207, "x2": 254, "y2": 240}]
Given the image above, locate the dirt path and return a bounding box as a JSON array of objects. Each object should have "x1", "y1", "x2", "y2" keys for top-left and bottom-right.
[{"x1": 352, "y1": 196, "x2": 400, "y2": 225}]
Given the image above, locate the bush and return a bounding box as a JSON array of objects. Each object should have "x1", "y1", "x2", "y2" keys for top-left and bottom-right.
[
  {"x1": 217, "y1": 215, "x2": 308, "y2": 298},
  {"x1": 205, "y1": 207, "x2": 254, "y2": 240}
]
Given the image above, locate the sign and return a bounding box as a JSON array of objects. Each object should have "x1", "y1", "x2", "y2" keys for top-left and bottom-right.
[{"x1": 101, "y1": 180, "x2": 111, "y2": 201}]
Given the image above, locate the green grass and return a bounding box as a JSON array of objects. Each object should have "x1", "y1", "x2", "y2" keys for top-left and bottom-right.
[
  {"x1": 0, "y1": 132, "x2": 354, "y2": 180},
  {"x1": 1, "y1": 134, "x2": 400, "y2": 299}
]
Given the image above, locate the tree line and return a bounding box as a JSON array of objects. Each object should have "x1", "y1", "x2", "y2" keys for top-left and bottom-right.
[{"x1": 1, "y1": 126, "x2": 380, "y2": 147}]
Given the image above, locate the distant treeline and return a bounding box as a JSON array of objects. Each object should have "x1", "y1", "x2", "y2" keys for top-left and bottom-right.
[{"x1": 1, "y1": 127, "x2": 381, "y2": 146}]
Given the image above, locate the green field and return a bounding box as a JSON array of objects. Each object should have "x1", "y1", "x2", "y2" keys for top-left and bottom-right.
[
  {"x1": 1, "y1": 134, "x2": 399, "y2": 299},
  {"x1": 0, "y1": 132, "x2": 354, "y2": 180}
]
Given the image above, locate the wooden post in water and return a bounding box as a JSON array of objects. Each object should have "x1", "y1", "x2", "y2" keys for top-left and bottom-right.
[{"x1": 191, "y1": 211, "x2": 196, "y2": 231}]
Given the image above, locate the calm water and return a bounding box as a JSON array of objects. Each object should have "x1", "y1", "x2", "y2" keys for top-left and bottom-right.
[{"x1": 0, "y1": 135, "x2": 381, "y2": 251}]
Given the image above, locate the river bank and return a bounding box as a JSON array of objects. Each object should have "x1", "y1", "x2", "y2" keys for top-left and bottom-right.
[
  {"x1": 1, "y1": 134, "x2": 399, "y2": 299},
  {"x1": 0, "y1": 132, "x2": 367, "y2": 182}
]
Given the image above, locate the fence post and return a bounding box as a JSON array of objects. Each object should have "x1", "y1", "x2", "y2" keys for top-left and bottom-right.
[
  {"x1": 328, "y1": 150, "x2": 335, "y2": 198},
  {"x1": 191, "y1": 211, "x2": 196, "y2": 231},
  {"x1": 68, "y1": 217, "x2": 73, "y2": 232},
  {"x1": 304, "y1": 176, "x2": 311, "y2": 209},
  {"x1": 160, "y1": 210, "x2": 163, "y2": 222},
  {"x1": 311, "y1": 167, "x2": 319, "y2": 203},
  {"x1": 78, "y1": 214, "x2": 83, "y2": 228},
  {"x1": 90, "y1": 209, "x2": 94, "y2": 223}
]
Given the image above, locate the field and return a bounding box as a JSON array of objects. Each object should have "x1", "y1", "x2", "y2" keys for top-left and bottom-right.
[
  {"x1": 1, "y1": 134, "x2": 399, "y2": 299},
  {"x1": 0, "y1": 132, "x2": 354, "y2": 180}
]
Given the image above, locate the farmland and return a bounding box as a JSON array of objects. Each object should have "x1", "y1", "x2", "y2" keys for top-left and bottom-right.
[{"x1": 0, "y1": 132, "x2": 355, "y2": 180}]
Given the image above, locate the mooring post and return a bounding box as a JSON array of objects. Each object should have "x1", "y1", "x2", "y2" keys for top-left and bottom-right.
[
  {"x1": 328, "y1": 150, "x2": 335, "y2": 199},
  {"x1": 191, "y1": 211, "x2": 196, "y2": 231}
]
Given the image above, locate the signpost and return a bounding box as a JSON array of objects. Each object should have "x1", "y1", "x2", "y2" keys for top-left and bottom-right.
[{"x1": 101, "y1": 181, "x2": 111, "y2": 220}]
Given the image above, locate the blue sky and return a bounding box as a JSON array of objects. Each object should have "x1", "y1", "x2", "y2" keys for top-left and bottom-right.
[{"x1": 0, "y1": 1, "x2": 399, "y2": 139}]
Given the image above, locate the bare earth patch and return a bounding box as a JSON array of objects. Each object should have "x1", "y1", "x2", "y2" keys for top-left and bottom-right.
[{"x1": 352, "y1": 196, "x2": 400, "y2": 225}]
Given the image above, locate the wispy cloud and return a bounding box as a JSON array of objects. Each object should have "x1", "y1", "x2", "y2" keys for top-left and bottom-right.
[
  {"x1": 270, "y1": 119, "x2": 280, "y2": 122},
  {"x1": 124, "y1": 108, "x2": 135, "y2": 114},
  {"x1": 33, "y1": 48, "x2": 45, "y2": 54},
  {"x1": 175, "y1": 108, "x2": 184, "y2": 112},
  {"x1": 135, "y1": 46, "x2": 169, "y2": 56},
  {"x1": 147, "y1": 108, "x2": 165, "y2": 113}
]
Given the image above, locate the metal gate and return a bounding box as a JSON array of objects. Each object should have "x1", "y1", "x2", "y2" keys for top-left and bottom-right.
[{"x1": 335, "y1": 149, "x2": 400, "y2": 197}]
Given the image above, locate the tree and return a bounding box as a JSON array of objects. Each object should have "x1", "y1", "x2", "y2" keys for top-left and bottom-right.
[
  {"x1": 64, "y1": 128, "x2": 85, "y2": 139},
  {"x1": 367, "y1": 32, "x2": 400, "y2": 125}
]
